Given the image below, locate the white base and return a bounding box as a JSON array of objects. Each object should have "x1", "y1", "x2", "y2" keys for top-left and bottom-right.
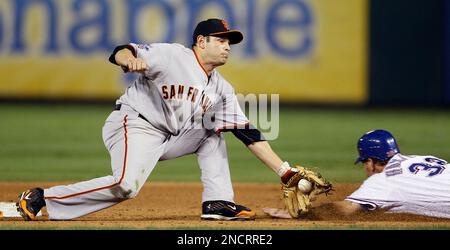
[{"x1": 0, "y1": 202, "x2": 42, "y2": 218}]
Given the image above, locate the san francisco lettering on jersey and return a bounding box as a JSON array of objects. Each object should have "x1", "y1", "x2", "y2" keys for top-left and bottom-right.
[{"x1": 161, "y1": 84, "x2": 213, "y2": 113}]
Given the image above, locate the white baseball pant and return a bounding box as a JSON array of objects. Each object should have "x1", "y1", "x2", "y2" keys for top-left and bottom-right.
[{"x1": 44, "y1": 104, "x2": 234, "y2": 220}]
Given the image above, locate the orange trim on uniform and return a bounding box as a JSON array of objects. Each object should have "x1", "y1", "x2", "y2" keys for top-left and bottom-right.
[
  {"x1": 192, "y1": 49, "x2": 209, "y2": 77},
  {"x1": 45, "y1": 115, "x2": 129, "y2": 200},
  {"x1": 209, "y1": 30, "x2": 241, "y2": 36}
]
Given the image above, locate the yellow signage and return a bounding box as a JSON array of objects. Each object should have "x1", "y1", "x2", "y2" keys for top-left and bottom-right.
[{"x1": 0, "y1": 0, "x2": 367, "y2": 103}]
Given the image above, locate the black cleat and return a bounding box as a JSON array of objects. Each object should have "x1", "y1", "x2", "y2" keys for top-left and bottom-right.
[
  {"x1": 201, "y1": 200, "x2": 256, "y2": 221},
  {"x1": 16, "y1": 188, "x2": 45, "y2": 221}
]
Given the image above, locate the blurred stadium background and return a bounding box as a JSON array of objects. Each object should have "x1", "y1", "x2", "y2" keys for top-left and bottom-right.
[{"x1": 0, "y1": 0, "x2": 449, "y2": 184}]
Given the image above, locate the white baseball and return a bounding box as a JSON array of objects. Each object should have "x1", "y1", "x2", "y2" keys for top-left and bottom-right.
[{"x1": 297, "y1": 179, "x2": 312, "y2": 193}]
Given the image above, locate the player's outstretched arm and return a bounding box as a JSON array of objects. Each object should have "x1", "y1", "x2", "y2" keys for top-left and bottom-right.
[
  {"x1": 263, "y1": 200, "x2": 364, "y2": 219},
  {"x1": 114, "y1": 48, "x2": 148, "y2": 73},
  {"x1": 247, "y1": 141, "x2": 284, "y2": 173},
  {"x1": 227, "y1": 125, "x2": 300, "y2": 179},
  {"x1": 328, "y1": 200, "x2": 363, "y2": 216}
]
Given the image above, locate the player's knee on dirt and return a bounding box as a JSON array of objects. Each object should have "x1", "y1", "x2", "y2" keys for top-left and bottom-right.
[{"x1": 111, "y1": 181, "x2": 139, "y2": 199}]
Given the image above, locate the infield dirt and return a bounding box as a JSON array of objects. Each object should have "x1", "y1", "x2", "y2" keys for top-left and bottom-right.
[{"x1": 1, "y1": 182, "x2": 449, "y2": 229}]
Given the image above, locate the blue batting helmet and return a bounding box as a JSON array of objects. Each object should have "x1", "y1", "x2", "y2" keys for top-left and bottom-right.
[{"x1": 355, "y1": 130, "x2": 400, "y2": 164}]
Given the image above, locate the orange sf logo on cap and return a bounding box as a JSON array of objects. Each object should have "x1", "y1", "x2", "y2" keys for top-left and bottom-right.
[{"x1": 221, "y1": 20, "x2": 229, "y2": 30}]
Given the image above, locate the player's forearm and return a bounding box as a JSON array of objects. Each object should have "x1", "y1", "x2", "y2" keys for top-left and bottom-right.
[
  {"x1": 247, "y1": 141, "x2": 284, "y2": 173},
  {"x1": 333, "y1": 201, "x2": 364, "y2": 216},
  {"x1": 114, "y1": 48, "x2": 135, "y2": 67}
]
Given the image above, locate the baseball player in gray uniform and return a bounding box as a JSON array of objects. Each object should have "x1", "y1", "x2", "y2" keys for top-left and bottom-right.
[
  {"x1": 16, "y1": 18, "x2": 306, "y2": 221},
  {"x1": 264, "y1": 129, "x2": 450, "y2": 219}
]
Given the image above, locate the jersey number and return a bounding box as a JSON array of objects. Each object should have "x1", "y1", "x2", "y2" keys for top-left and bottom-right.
[{"x1": 408, "y1": 157, "x2": 447, "y2": 177}]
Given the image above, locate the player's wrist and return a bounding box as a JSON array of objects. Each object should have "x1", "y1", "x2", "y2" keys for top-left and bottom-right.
[{"x1": 276, "y1": 162, "x2": 299, "y2": 177}]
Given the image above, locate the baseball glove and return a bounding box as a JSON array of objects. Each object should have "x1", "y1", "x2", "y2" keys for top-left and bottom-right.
[{"x1": 281, "y1": 165, "x2": 333, "y2": 218}]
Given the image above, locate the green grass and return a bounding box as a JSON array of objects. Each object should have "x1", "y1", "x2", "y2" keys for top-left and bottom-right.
[{"x1": 1, "y1": 104, "x2": 449, "y2": 183}]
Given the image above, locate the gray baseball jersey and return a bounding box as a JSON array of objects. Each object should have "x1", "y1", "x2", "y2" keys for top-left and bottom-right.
[
  {"x1": 119, "y1": 43, "x2": 248, "y2": 135},
  {"x1": 346, "y1": 153, "x2": 450, "y2": 218},
  {"x1": 43, "y1": 43, "x2": 249, "y2": 220}
]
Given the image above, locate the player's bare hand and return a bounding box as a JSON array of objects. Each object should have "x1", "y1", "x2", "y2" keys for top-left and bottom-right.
[
  {"x1": 125, "y1": 58, "x2": 148, "y2": 73},
  {"x1": 262, "y1": 208, "x2": 292, "y2": 219}
]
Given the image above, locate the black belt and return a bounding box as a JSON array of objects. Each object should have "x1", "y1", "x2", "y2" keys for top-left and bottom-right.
[{"x1": 114, "y1": 104, "x2": 150, "y2": 123}]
